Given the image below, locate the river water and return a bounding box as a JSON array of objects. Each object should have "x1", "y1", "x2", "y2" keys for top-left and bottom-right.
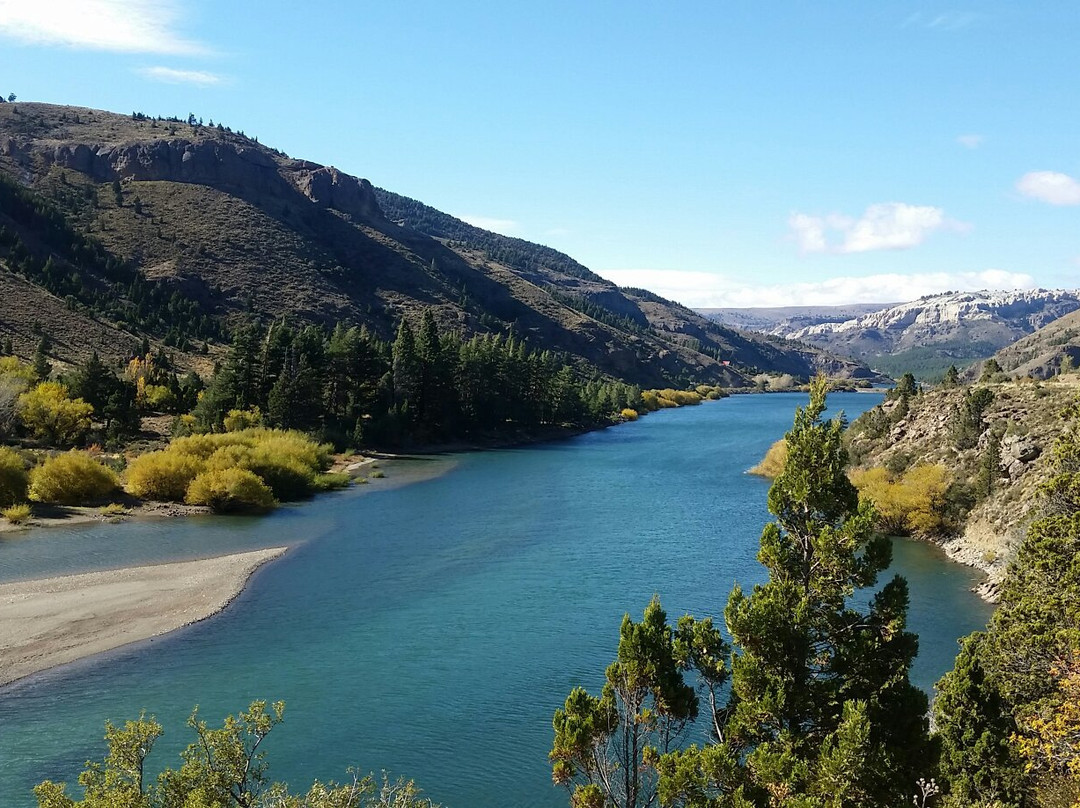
[{"x1": 0, "y1": 392, "x2": 993, "y2": 807}]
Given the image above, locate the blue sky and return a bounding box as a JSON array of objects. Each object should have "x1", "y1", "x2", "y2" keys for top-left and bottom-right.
[{"x1": 1, "y1": 1, "x2": 1077, "y2": 307}]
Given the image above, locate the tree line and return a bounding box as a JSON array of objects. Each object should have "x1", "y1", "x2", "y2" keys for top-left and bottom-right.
[{"x1": 190, "y1": 309, "x2": 646, "y2": 448}]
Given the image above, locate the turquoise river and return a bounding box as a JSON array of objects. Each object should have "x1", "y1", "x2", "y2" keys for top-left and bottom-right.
[{"x1": 0, "y1": 392, "x2": 993, "y2": 807}]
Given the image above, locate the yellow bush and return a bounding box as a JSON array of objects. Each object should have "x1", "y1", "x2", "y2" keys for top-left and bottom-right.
[
  {"x1": 246, "y1": 429, "x2": 332, "y2": 472},
  {"x1": 850, "y1": 464, "x2": 951, "y2": 536},
  {"x1": 169, "y1": 431, "x2": 252, "y2": 461},
  {"x1": 749, "y1": 440, "x2": 788, "y2": 478},
  {"x1": 204, "y1": 444, "x2": 255, "y2": 471},
  {"x1": 0, "y1": 357, "x2": 35, "y2": 383},
  {"x1": 185, "y1": 467, "x2": 275, "y2": 513},
  {"x1": 125, "y1": 450, "x2": 206, "y2": 501},
  {"x1": 223, "y1": 407, "x2": 262, "y2": 432},
  {"x1": 2, "y1": 503, "x2": 31, "y2": 524},
  {"x1": 143, "y1": 384, "x2": 177, "y2": 412},
  {"x1": 18, "y1": 382, "x2": 93, "y2": 446},
  {"x1": 901, "y1": 465, "x2": 950, "y2": 535},
  {"x1": 639, "y1": 391, "x2": 660, "y2": 411},
  {"x1": 154, "y1": 428, "x2": 332, "y2": 503},
  {"x1": 655, "y1": 389, "x2": 704, "y2": 407},
  {"x1": 0, "y1": 446, "x2": 29, "y2": 507},
  {"x1": 29, "y1": 451, "x2": 120, "y2": 504},
  {"x1": 620, "y1": 408, "x2": 639, "y2": 421}
]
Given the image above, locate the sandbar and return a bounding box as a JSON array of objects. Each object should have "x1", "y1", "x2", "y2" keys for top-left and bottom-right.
[{"x1": 0, "y1": 546, "x2": 286, "y2": 688}]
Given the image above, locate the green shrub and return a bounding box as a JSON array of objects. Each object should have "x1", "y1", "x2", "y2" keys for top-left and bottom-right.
[
  {"x1": 370, "y1": 470, "x2": 385, "y2": 479},
  {"x1": 99, "y1": 503, "x2": 129, "y2": 516},
  {"x1": 29, "y1": 452, "x2": 120, "y2": 504},
  {"x1": 126, "y1": 450, "x2": 206, "y2": 501},
  {"x1": 185, "y1": 468, "x2": 275, "y2": 513},
  {"x1": 0, "y1": 446, "x2": 29, "y2": 507},
  {"x1": 2, "y1": 503, "x2": 31, "y2": 524},
  {"x1": 313, "y1": 472, "x2": 351, "y2": 491}
]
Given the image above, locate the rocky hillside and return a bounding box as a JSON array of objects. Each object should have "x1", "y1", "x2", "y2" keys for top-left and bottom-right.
[
  {"x1": 0, "y1": 102, "x2": 875, "y2": 387},
  {"x1": 984, "y1": 307, "x2": 1080, "y2": 380},
  {"x1": 698, "y1": 302, "x2": 892, "y2": 334},
  {"x1": 846, "y1": 375, "x2": 1080, "y2": 598},
  {"x1": 751, "y1": 290, "x2": 1080, "y2": 381}
]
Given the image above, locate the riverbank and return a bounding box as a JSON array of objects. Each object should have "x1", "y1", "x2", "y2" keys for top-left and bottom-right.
[{"x1": 0, "y1": 546, "x2": 286, "y2": 688}]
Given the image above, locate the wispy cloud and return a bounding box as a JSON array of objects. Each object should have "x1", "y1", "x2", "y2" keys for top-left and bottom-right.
[
  {"x1": 788, "y1": 202, "x2": 967, "y2": 255},
  {"x1": 0, "y1": 0, "x2": 208, "y2": 55},
  {"x1": 1016, "y1": 171, "x2": 1080, "y2": 206},
  {"x1": 956, "y1": 134, "x2": 983, "y2": 149},
  {"x1": 458, "y1": 215, "x2": 520, "y2": 235},
  {"x1": 903, "y1": 11, "x2": 980, "y2": 31},
  {"x1": 138, "y1": 66, "x2": 222, "y2": 86},
  {"x1": 593, "y1": 268, "x2": 1035, "y2": 309}
]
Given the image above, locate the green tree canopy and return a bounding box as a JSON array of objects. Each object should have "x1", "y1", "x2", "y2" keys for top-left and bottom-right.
[{"x1": 654, "y1": 377, "x2": 930, "y2": 808}]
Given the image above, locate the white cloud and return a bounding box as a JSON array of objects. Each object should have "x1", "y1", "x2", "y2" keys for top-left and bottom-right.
[
  {"x1": 957, "y1": 134, "x2": 983, "y2": 149},
  {"x1": 789, "y1": 202, "x2": 965, "y2": 255},
  {"x1": 594, "y1": 268, "x2": 1036, "y2": 309},
  {"x1": 458, "y1": 215, "x2": 519, "y2": 235},
  {"x1": 903, "y1": 12, "x2": 979, "y2": 31},
  {"x1": 0, "y1": 0, "x2": 207, "y2": 55},
  {"x1": 1016, "y1": 171, "x2": 1080, "y2": 206},
  {"x1": 138, "y1": 66, "x2": 222, "y2": 85}
]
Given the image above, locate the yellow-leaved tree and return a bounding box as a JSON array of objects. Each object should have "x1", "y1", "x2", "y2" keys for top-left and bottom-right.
[
  {"x1": 1015, "y1": 650, "x2": 1080, "y2": 807},
  {"x1": 18, "y1": 382, "x2": 93, "y2": 446}
]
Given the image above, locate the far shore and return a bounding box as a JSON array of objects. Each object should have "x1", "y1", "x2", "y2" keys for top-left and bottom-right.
[{"x1": 0, "y1": 547, "x2": 287, "y2": 689}]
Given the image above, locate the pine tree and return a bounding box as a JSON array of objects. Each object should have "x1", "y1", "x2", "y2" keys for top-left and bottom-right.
[
  {"x1": 658, "y1": 376, "x2": 931, "y2": 807},
  {"x1": 32, "y1": 337, "x2": 52, "y2": 381},
  {"x1": 392, "y1": 318, "x2": 421, "y2": 416}
]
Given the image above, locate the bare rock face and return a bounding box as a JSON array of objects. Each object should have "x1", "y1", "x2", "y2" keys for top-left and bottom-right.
[
  {"x1": 39, "y1": 136, "x2": 389, "y2": 225},
  {"x1": 49, "y1": 139, "x2": 286, "y2": 199},
  {"x1": 1001, "y1": 435, "x2": 1042, "y2": 479},
  {"x1": 287, "y1": 165, "x2": 384, "y2": 221}
]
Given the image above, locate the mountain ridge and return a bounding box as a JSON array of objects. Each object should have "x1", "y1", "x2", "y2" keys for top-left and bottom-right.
[
  {"x1": 0, "y1": 102, "x2": 878, "y2": 387},
  {"x1": 712, "y1": 289, "x2": 1080, "y2": 380}
]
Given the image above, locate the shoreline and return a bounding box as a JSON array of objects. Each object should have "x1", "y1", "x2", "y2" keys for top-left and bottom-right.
[
  {"x1": 0, "y1": 452, "x2": 460, "y2": 689},
  {"x1": 0, "y1": 546, "x2": 287, "y2": 689}
]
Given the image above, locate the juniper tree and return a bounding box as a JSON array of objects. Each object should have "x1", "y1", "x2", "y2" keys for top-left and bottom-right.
[{"x1": 658, "y1": 376, "x2": 930, "y2": 808}]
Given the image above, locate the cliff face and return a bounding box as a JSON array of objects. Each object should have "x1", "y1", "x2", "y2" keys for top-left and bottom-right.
[{"x1": 847, "y1": 376, "x2": 1080, "y2": 598}]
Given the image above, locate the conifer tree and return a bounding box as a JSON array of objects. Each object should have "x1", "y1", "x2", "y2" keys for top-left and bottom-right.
[
  {"x1": 392, "y1": 318, "x2": 421, "y2": 415},
  {"x1": 657, "y1": 376, "x2": 930, "y2": 807},
  {"x1": 934, "y1": 633, "x2": 1023, "y2": 807},
  {"x1": 32, "y1": 337, "x2": 52, "y2": 381}
]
